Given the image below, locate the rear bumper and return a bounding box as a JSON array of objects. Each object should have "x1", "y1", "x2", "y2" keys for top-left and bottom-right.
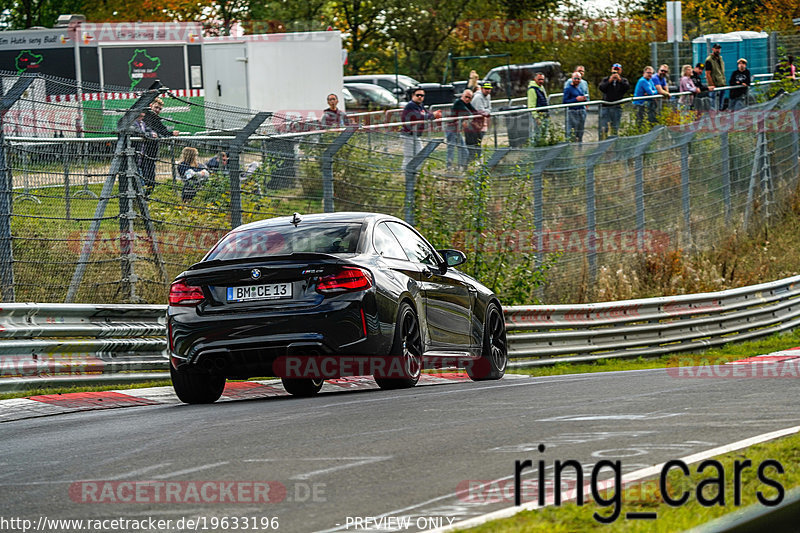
[{"x1": 169, "y1": 297, "x2": 389, "y2": 378}]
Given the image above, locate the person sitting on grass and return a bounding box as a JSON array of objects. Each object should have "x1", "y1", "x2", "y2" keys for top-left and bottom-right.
[{"x1": 176, "y1": 147, "x2": 210, "y2": 202}]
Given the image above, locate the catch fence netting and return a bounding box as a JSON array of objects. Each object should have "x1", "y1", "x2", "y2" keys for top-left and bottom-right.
[{"x1": 1, "y1": 71, "x2": 799, "y2": 304}]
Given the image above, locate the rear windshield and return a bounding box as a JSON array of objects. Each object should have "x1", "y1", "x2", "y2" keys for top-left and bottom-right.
[{"x1": 206, "y1": 223, "x2": 363, "y2": 261}]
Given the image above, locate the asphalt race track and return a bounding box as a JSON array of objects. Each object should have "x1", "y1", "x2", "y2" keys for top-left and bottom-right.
[{"x1": 1, "y1": 368, "x2": 798, "y2": 532}]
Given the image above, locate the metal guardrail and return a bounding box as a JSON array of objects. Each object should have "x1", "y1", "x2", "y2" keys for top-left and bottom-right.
[
  {"x1": 0, "y1": 304, "x2": 168, "y2": 391},
  {"x1": 506, "y1": 275, "x2": 800, "y2": 367},
  {"x1": 1, "y1": 275, "x2": 799, "y2": 390}
]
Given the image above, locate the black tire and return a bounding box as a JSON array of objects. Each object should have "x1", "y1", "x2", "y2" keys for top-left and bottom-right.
[
  {"x1": 170, "y1": 364, "x2": 226, "y2": 404},
  {"x1": 375, "y1": 302, "x2": 423, "y2": 390},
  {"x1": 467, "y1": 303, "x2": 508, "y2": 381},
  {"x1": 281, "y1": 377, "x2": 325, "y2": 397}
]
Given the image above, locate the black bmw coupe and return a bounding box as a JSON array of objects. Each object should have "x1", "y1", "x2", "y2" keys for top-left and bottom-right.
[{"x1": 168, "y1": 212, "x2": 508, "y2": 403}]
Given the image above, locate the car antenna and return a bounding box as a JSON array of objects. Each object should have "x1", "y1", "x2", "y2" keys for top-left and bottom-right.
[{"x1": 291, "y1": 212, "x2": 303, "y2": 226}]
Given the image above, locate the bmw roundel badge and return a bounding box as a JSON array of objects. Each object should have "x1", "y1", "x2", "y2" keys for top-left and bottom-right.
[{"x1": 250, "y1": 268, "x2": 261, "y2": 280}]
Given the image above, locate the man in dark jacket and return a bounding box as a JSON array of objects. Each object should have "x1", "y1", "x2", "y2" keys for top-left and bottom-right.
[
  {"x1": 598, "y1": 63, "x2": 630, "y2": 138},
  {"x1": 451, "y1": 90, "x2": 481, "y2": 166},
  {"x1": 139, "y1": 98, "x2": 178, "y2": 194},
  {"x1": 728, "y1": 58, "x2": 751, "y2": 112},
  {"x1": 401, "y1": 87, "x2": 439, "y2": 170},
  {"x1": 690, "y1": 63, "x2": 710, "y2": 112}
]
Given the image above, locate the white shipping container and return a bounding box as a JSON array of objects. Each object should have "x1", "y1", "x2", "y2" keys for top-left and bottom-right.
[{"x1": 202, "y1": 31, "x2": 344, "y2": 131}]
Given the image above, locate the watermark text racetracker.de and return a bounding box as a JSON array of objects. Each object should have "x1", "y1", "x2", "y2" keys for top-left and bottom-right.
[{"x1": 0, "y1": 516, "x2": 279, "y2": 532}]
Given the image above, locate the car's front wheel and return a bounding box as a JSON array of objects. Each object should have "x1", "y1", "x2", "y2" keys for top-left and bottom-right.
[
  {"x1": 170, "y1": 364, "x2": 226, "y2": 404},
  {"x1": 281, "y1": 378, "x2": 325, "y2": 397},
  {"x1": 467, "y1": 303, "x2": 508, "y2": 381},
  {"x1": 375, "y1": 302, "x2": 422, "y2": 390}
]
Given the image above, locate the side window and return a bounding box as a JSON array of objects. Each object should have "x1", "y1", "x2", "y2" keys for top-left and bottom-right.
[
  {"x1": 373, "y1": 222, "x2": 408, "y2": 260},
  {"x1": 376, "y1": 79, "x2": 394, "y2": 90},
  {"x1": 386, "y1": 222, "x2": 437, "y2": 266}
]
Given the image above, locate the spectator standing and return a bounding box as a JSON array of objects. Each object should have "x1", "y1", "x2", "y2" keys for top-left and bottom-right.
[
  {"x1": 471, "y1": 81, "x2": 492, "y2": 144},
  {"x1": 445, "y1": 91, "x2": 468, "y2": 169},
  {"x1": 454, "y1": 89, "x2": 482, "y2": 165},
  {"x1": 679, "y1": 64, "x2": 700, "y2": 109},
  {"x1": 177, "y1": 146, "x2": 210, "y2": 202},
  {"x1": 690, "y1": 63, "x2": 710, "y2": 111},
  {"x1": 206, "y1": 151, "x2": 229, "y2": 173},
  {"x1": 140, "y1": 98, "x2": 178, "y2": 195},
  {"x1": 401, "y1": 88, "x2": 438, "y2": 170},
  {"x1": 728, "y1": 58, "x2": 751, "y2": 112},
  {"x1": 564, "y1": 65, "x2": 589, "y2": 98},
  {"x1": 320, "y1": 93, "x2": 349, "y2": 127},
  {"x1": 633, "y1": 66, "x2": 658, "y2": 125},
  {"x1": 598, "y1": 63, "x2": 630, "y2": 138},
  {"x1": 563, "y1": 72, "x2": 588, "y2": 142},
  {"x1": 528, "y1": 72, "x2": 549, "y2": 144},
  {"x1": 705, "y1": 43, "x2": 726, "y2": 111}
]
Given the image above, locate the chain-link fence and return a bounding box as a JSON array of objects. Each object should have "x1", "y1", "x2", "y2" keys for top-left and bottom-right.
[{"x1": 2, "y1": 70, "x2": 799, "y2": 305}]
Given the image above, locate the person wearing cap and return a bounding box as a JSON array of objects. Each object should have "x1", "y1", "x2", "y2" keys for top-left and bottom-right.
[
  {"x1": 705, "y1": 43, "x2": 726, "y2": 111},
  {"x1": 691, "y1": 63, "x2": 710, "y2": 112},
  {"x1": 728, "y1": 58, "x2": 751, "y2": 112},
  {"x1": 471, "y1": 81, "x2": 493, "y2": 144},
  {"x1": 563, "y1": 71, "x2": 588, "y2": 142},
  {"x1": 598, "y1": 63, "x2": 630, "y2": 138}
]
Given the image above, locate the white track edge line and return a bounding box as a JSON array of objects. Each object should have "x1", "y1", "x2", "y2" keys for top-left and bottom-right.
[{"x1": 425, "y1": 424, "x2": 800, "y2": 533}]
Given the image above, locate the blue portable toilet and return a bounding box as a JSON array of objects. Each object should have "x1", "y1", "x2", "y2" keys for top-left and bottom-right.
[
  {"x1": 728, "y1": 31, "x2": 769, "y2": 77},
  {"x1": 692, "y1": 33, "x2": 743, "y2": 82}
]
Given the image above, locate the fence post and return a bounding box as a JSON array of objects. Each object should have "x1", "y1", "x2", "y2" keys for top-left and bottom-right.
[
  {"x1": 321, "y1": 127, "x2": 357, "y2": 213},
  {"x1": 681, "y1": 141, "x2": 692, "y2": 248},
  {"x1": 63, "y1": 141, "x2": 71, "y2": 219},
  {"x1": 745, "y1": 123, "x2": 764, "y2": 229},
  {"x1": 720, "y1": 132, "x2": 731, "y2": 225},
  {"x1": 584, "y1": 139, "x2": 616, "y2": 284},
  {"x1": 404, "y1": 139, "x2": 442, "y2": 225},
  {"x1": 228, "y1": 112, "x2": 269, "y2": 229},
  {"x1": 522, "y1": 144, "x2": 567, "y2": 271},
  {"x1": 121, "y1": 135, "x2": 139, "y2": 301},
  {"x1": 630, "y1": 127, "x2": 662, "y2": 250},
  {"x1": 66, "y1": 88, "x2": 160, "y2": 302},
  {"x1": 0, "y1": 75, "x2": 36, "y2": 303}
]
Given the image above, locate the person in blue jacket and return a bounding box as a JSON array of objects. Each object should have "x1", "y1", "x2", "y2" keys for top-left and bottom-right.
[
  {"x1": 633, "y1": 66, "x2": 658, "y2": 125},
  {"x1": 563, "y1": 72, "x2": 588, "y2": 142}
]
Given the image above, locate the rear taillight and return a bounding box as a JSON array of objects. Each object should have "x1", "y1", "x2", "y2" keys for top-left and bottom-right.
[
  {"x1": 316, "y1": 267, "x2": 373, "y2": 294},
  {"x1": 169, "y1": 280, "x2": 205, "y2": 306}
]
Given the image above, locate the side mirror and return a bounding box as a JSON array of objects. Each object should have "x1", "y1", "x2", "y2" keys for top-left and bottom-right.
[{"x1": 438, "y1": 249, "x2": 467, "y2": 268}]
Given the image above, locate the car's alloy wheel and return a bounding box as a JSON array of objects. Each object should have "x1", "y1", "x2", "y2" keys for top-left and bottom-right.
[
  {"x1": 281, "y1": 378, "x2": 325, "y2": 397},
  {"x1": 467, "y1": 303, "x2": 508, "y2": 381},
  {"x1": 170, "y1": 364, "x2": 226, "y2": 404},
  {"x1": 375, "y1": 302, "x2": 422, "y2": 390}
]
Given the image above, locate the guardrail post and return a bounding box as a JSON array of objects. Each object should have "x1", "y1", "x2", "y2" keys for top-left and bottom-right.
[
  {"x1": 585, "y1": 139, "x2": 616, "y2": 284},
  {"x1": 404, "y1": 139, "x2": 442, "y2": 225},
  {"x1": 720, "y1": 132, "x2": 731, "y2": 225},
  {"x1": 0, "y1": 75, "x2": 36, "y2": 303},
  {"x1": 321, "y1": 127, "x2": 357, "y2": 213},
  {"x1": 228, "y1": 112, "x2": 269, "y2": 228}
]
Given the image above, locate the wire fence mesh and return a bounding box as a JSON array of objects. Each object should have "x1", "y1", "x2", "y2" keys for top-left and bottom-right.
[{"x1": 1, "y1": 71, "x2": 799, "y2": 305}]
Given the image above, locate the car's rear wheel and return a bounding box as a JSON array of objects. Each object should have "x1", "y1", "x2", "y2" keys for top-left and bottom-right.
[
  {"x1": 467, "y1": 303, "x2": 507, "y2": 381},
  {"x1": 375, "y1": 302, "x2": 422, "y2": 390},
  {"x1": 281, "y1": 378, "x2": 325, "y2": 397},
  {"x1": 170, "y1": 364, "x2": 226, "y2": 404}
]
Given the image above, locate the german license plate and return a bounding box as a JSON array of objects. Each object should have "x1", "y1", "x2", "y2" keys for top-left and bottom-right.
[{"x1": 227, "y1": 283, "x2": 292, "y2": 302}]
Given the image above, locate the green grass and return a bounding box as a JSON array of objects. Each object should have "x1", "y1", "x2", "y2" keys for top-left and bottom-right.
[
  {"x1": 508, "y1": 329, "x2": 800, "y2": 378},
  {"x1": 463, "y1": 431, "x2": 800, "y2": 532}
]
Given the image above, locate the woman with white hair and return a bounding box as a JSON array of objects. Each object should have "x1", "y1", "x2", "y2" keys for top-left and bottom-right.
[{"x1": 679, "y1": 64, "x2": 699, "y2": 109}]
